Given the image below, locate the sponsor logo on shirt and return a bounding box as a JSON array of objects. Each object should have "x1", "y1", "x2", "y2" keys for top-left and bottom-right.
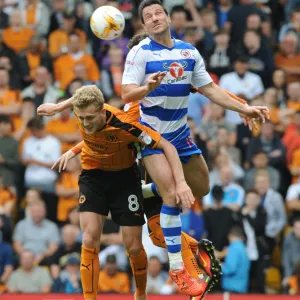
[
  {"x1": 138, "y1": 131, "x2": 152, "y2": 145},
  {"x1": 163, "y1": 61, "x2": 188, "y2": 83}
]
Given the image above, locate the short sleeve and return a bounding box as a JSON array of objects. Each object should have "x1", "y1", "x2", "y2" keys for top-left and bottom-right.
[
  {"x1": 48, "y1": 222, "x2": 60, "y2": 244},
  {"x1": 286, "y1": 184, "x2": 300, "y2": 201},
  {"x1": 40, "y1": 268, "x2": 53, "y2": 287},
  {"x1": 13, "y1": 221, "x2": 25, "y2": 242},
  {"x1": 191, "y1": 50, "x2": 213, "y2": 88},
  {"x1": 122, "y1": 46, "x2": 146, "y2": 86}
]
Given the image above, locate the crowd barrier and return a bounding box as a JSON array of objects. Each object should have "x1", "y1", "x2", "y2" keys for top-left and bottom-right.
[{"x1": 2, "y1": 294, "x2": 299, "y2": 300}]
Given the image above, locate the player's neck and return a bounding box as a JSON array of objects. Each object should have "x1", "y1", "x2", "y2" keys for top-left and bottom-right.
[{"x1": 150, "y1": 32, "x2": 173, "y2": 48}]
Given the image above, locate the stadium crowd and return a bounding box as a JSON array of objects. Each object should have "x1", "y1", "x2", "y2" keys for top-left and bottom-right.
[{"x1": 0, "y1": 0, "x2": 300, "y2": 296}]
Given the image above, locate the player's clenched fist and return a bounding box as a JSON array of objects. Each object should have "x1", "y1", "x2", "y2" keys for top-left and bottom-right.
[
  {"x1": 146, "y1": 71, "x2": 167, "y2": 93},
  {"x1": 52, "y1": 150, "x2": 76, "y2": 172},
  {"x1": 37, "y1": 103, "x2": 59, "y2": 116},
  {"x1": 175, "y1": 181, "x2": 195, "y2": 208}
]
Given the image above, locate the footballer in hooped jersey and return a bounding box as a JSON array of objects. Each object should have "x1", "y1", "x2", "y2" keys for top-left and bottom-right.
[{"x1": 37, "y1": 1, "x2": 270, "y2": 300}]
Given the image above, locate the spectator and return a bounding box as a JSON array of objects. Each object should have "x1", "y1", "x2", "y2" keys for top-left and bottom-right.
[
  {"x1": 47, "y1": 224, "x2": 81, "y2": 275},
  {"x1": 247, "y1": 120, "x2": 286, "y2": 171},
  {"x1": 13, "y1": 200, "x2": 60, "y2": 265},
  {"x1": 7, "y1": 250, "x2": 52, "y2": 293},
  {"x1": 54, "y1": 32, "x2": 100, "y2": 90},
  {"x1": 244, "y1": 150, "x2": 280, "y2": 191},
  {"x1": 239, "y1": 29, "x2": 274, "y2": 87},
  {"x1": 0, "y1": 0, "x2": 9, "y2": 29},
  {"x1": 215, "y1": 0, "x2": 232, "y2": 28},
  {"x1": 48, "y1": 0, "x2": 67, "y2": 33},
  {"x1": 219, "y1": 55, "x2": 264, "y2": 124},
  {"x1": 282, "y1": 218, "x2": 300, "y2": 285},
  {"x1": 275, "y1": 32, "x2": 300, "y2": 84},
  {"x1": 0, "y1": 114, "x2": 19, "y2": 186},
  {"x1": 0, "y1": 29, "x2": 16, "y2": 61},
  {"x1": 283, "y1": 110, "x2": 300, "y2": 167},
  {"x1": 100, "y1": 44, "x2": 124, "y2": 99},
  {"x1": 272, "y1": 68, "x2": 287, "y2": 106},
  {"x1": 98, "y1": 254, "x2": 130, "y2": 294},
  {"x1": 19, "y1": 35, "x2": 53, "y2": 86},
  {"x1": 52, "y1": 253, "x2": 82, "y2": 293},
  {"x1": 18, "y1": 188, "x2": 41, "y2": 220},
  {"x1": 221, "y1": 225, "x2": 250, "y2": 294},
  {"x1": 204, "y1": 165, "x2": 245, "y2": 211},
  {"x1": 65, "y1": 77, "x2": 84, "y2": 98},
  {"x1": 279, "y1": 7, "x2": 300, "y2": 43},
  {"x1": 0, "y1": 176, "x2": 16, "y2": 217},
  {"x1": 263, "y1": 88, "x2": 281, "y2": 128},
  {"x1": 146, "y1": 256, "x2": 169, "y2": 294},
  {"x1": 0, "y1": 55, "x2": 21, "y2": 90},
  {"x1": 206, "y1": 29, "x2": 232, "y2": 78},
  {"x1": 21, "y1": 66, "x2": 60, "y2": 111},
  {"x1": 170, "y1": 6, "x2": 187, "y2": 40},
  {"x1": 286, "y1": 182, "x2": 300, "y2": 224},
  {"x1": 235, "y1": 189, "x2": 268, "y2": 293},
  {"x1": 18, "y1": 0, "x2": 50, "y2": 37},
  {"x1": 0, "y1": 214, "x2": 12, "y2": 243},
  {"x1": 286, "y1": 82, "x2": 300, "y2": 111},
  {"x1": 22, "y1": 117, "x2": 61, "y2": 193},
  {"x1": 0, "y1": 68, "x2": 22, "y2": 124},
  {"x1": 255, "y1": 173, "x2": 287, "y2": 252},
  {"x1": 203, "y1": 185, "x2": 234, "y2": 252},
  {"x1": 0, "y1": 236, "x2": 13, "y2": 293},
  {"x1": 48, "y1": 11, "x2": 87, "y2": 59},
  {"x1": 225, "y1": 0, "x2": 266, "y2": 46},
  {"x1": 3, "y1": 9, "x2": 35, "y2": 53}
]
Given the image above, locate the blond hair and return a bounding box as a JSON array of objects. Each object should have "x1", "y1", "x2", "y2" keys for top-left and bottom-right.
[{"x1": 72, "y1": 85, "x2": 104, "y2": 110}]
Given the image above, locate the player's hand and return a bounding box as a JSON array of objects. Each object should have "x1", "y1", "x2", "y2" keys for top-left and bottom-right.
[
  {"x1": 175, "y1": 181, "x2": 195, "y2": 208},
  {"x1": 240, "y1": 105, "x2": 270, "y2": 131},
  {"x1": 37, "y1": 103, "x2": 59, "y2": 117},
  {"x1": 146, "y1": 71, "x2": 167, "y2": 93},
  {"x1": 52, "y1": 150, "x2": 76, "y2": 172}
]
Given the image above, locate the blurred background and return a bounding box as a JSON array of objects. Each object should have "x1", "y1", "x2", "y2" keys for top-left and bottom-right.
[{"x1": 0, "y1": 0, "x2": 300, "y2": 297}]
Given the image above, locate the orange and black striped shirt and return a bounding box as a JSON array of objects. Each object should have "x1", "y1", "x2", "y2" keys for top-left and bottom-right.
[{"x1": 73, "y1": 104, "x2": 161, "y2": 170}]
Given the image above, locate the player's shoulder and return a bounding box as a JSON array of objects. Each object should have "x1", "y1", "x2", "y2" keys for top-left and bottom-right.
[
  {"x1": 173, "y1": 39, "x2": 197, "y2": 51},
  {"x1": 129, "y1": 37, "x2": 151, "y2": 54}
]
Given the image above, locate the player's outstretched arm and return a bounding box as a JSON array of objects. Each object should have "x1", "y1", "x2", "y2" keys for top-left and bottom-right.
[
  {"x1": 198, "y1": 82, "x2": 269, "y2": 130},
  {"x1": 157, "y1": 138, "x2": 195, "y2": 208},
  {"x1": 37, "y1": 97, "x2": 74, "y2": 117},
  {"x1": 122, "y1": 71, "x2": 167, "y2": 103},
  {"x1": 52, "y1": 141, "x2": 83, "y2": 172}
]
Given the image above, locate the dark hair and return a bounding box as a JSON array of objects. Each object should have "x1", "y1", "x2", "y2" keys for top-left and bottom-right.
[
  {"x1": 138, "y1": 0, "x2": 168, "y2": 24},
  {"x1": 293, "y1": 217, "x2": 300, "y2": 225},
  {"x1": 127, "y1": 32, "x2": 149, "y2": 49},
  {"x1": 211, "y1": 185, "x2": 224, "y2": 202},
  {"x1": 27, "y1": 117, "x2": 44, "y2": 129},
  {"x1": 245, "y1": 188, "x2": 259, "y2": 196},
  {"x1": 170, "y1": 6, "x2": 186, "y2": 18},
  {"x1": 229, "y1": 225, "x2": 245, "y2": 239},
  {"x1": 0, "y1": 114, "x2": 10, "y2": 123},
  {"x1": 244, "y1": 29, "x2": 261, "y2": 38},
  {"x1": 253, "y1": 149, "x2": 267, "y2": 157},
  {"x1": 234, "y1": 54, "x2": 249, "y2": 63}
]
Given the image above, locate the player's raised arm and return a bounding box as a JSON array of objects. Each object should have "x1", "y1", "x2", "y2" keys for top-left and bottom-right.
[{"x1": 37, "y1": 96, "x2": 74, "y2": 117}]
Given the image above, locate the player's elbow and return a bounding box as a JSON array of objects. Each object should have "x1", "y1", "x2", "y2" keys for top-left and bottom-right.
[{"x1": 121, "y1": 86, "x2": 131, "y2": 103}]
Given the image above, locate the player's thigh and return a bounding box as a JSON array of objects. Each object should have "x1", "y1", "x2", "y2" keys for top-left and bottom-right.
[
  {"x1": 109, "y1": 164, "x2": 145, "y2": 227},
  {"x1": 80, "y1": 212, "x2": 106, "y2": 248},
  {"x1": 142, "y1": 154, "x2": 176, "y2": 206},
  {"x1": 122, "y1": 225, "x2": 143, "y2": 254},
  {"x1": 182, "y1": 154, "x2": 210, "y2": 197}
]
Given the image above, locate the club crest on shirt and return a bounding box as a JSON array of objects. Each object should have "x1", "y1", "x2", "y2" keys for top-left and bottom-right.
[
  {"x1": 180, "y1": 50, "x2": 191, "y2": 59},
  {"x1": 138, "y1": 131, "x2": 152, "y2": 145},
  {"x1": 107, "y1": 134, "x2": 117, "y2": 142}
]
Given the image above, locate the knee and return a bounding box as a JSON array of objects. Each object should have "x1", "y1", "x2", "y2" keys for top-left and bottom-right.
[
  {"x1": 125, "y1": 238, "x2": 143, "y2": 256},
  {"x1": 159, "y1": 184, "x2": 177, "y2": 206},
  {"x1": 82, "y1": 227, "x2": 101, "y2": 249}
]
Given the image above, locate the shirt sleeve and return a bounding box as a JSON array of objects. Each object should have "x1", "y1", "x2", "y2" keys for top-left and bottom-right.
[
  {"x1": 286, "y1": 185, "x2": 300, "y2": 201},
  {"x1": 122, "y1": 46, "x2": 147, "y2": 86},
  {"x1": 40, "y1": 268, "x2": 53, "y2": 287},
  {"x1": 191, "y1": 49, "x2": 213, "y2": 88},
  {"x1": 13, "y1": 221, "x2": 24, "y2": 243},
  {"x1": 48, "y1": 223, "x2": 60, "y2": 244},
  {"x1": 4, "y1": 245, "x2": 14, "y2": 266}
]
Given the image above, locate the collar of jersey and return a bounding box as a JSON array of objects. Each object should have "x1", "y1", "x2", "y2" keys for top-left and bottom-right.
[{"x1": 148, "y1": 36, "x2": 176, "y2": 50}]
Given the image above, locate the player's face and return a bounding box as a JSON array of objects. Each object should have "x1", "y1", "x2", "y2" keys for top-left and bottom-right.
[
  {"x1": 76, "y1": 105, "x2": 106, "y2": 134},
  {"x1": 142, "y1": 4, "x2": 171, "y2": 36}
]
